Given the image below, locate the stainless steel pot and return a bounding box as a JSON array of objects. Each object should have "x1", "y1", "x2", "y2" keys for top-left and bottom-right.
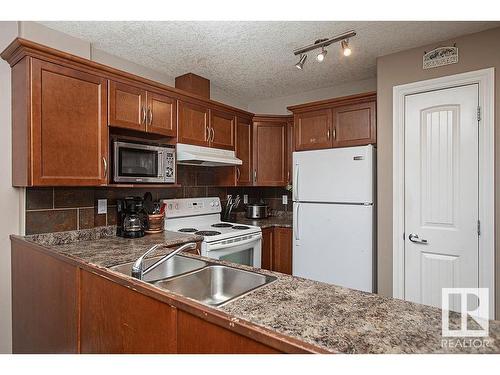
[{"x1": 246, "y1": 203, "x2": 269, "y2": 219}]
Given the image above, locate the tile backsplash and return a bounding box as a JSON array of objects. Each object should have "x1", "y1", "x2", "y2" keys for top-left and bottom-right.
[{"x1": 25, "y1": 166, "x2": 292, "y2": 234}]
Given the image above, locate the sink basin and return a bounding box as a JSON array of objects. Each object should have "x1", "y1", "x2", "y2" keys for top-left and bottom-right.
[
  {"x1": 154, "y1": 265, "x2": 276, "y2": 306},
  {"x1": 110, "y1": 255, "x2": 209, "y2": 283}
]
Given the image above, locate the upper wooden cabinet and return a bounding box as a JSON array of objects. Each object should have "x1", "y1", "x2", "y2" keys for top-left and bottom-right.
[
  {"x1": 109, "y1": 81, "x2": 177, "y2": 137},
  {"x1": 332, "y1": 101, "x2": 376, "y2": 147},
  {"x1": 294, "y1": 109, "x2": 332, "y2": 151},
  {"x1": 288, "y1": 92, "x2": 376, "y2": 151},
  {"x1": 12, "y1": 58, "x2": 108, "y2": 186},
  {"x1": 108, "y1": 81, "x2": 146, "y2": 132},
  {"x1": 210, "y1": 109, "x2": 236, "y2": 150},
  {"x1": 253, "y1": 116, "x2": 287, "y2": 186},
  {"x1": 177, "y1": 100, "x2": 210, "y2": 147},
  {"x1": 235, "y1": 116, "x2": 253, "y2": 186},
  {"x1": 147, "y1": 90, "x2": 177, "y2": 137}
]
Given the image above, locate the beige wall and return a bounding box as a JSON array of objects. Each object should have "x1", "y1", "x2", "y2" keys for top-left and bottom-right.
[
  {"x1": 248, "y1": 77, "x2": 376, "y2": 115},
  {"x1": 377, "y1": 27, "x2": 500, "y2": 317},
  {"x1": 0, "y1": 21, "x2": 22, "y2": 354}
]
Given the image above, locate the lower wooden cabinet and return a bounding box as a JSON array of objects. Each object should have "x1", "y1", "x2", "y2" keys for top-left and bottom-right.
[
  {"x1": 11, "y1": 241, "x2": 79, "y2": 353},
  {"x1": 80, "y1": 270, "x2": 177, "y2": 354},
  {"x1": 177, "y1": 311, "x2": 281, "y2": 354},
  {"x1": 261, "y1": 226, "x2": 292, "y2": 275}
]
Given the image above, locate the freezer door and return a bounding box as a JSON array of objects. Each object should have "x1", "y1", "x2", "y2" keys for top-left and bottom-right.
[
  {"x1": 293, "y1": 145, "x2": 374, "y2": 203},
  {"x1": 293, "y1": 202, "x2": 374, "y2": 292}
]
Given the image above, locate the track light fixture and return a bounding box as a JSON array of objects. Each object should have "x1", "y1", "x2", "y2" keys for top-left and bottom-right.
[
  {"x1": 316, "y1": 47, "x2": 327, "y2": 62},
  {"x1": 293, "y1": 30, "x2": 356, "y2": 69},
  {"x1": 341, "y1": 40, "x2": 352, "y2": 56},
  {"x1": 295, "y1": 54, "x2": 307, "y2": 70}
]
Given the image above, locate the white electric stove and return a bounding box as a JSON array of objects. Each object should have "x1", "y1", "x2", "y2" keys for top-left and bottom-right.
[{"x1": 163, "y1": 197, "x2": 262, "y2": 268}]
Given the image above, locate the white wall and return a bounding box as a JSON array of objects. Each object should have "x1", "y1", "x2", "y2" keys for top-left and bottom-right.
[
  {"x1": 247, "y1": 77, "x2": 377, "y2": 115},
  {"x1": 0, "y1": 21, "x2": 22, "y2": 354}
]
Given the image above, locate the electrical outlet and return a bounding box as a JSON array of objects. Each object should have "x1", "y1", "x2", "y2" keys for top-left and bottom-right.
[
  {"x1": 243, "y1": 194, "x2": 248, "y2": 204},
  {"x1": 282, "y1": 195, "x2": 288, "y2": 205},
  {"x1": 97, "y1": 199, "x2": 107, "y2": 214}
]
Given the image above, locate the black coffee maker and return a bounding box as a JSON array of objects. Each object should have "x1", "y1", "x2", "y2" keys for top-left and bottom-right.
[{"x1": 116, "y1": 197, "x2": 147, "y2": 238}]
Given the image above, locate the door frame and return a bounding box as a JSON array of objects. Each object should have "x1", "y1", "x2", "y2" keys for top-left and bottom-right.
[{"x1": 392, "y1": 68, "x2": 495, "y2": 318}]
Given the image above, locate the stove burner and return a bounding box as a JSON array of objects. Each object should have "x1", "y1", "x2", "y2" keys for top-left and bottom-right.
[
  {"x1": 232, "y1": 225, "x2": 250, "y2": 230},
  {"x1": 195, "y1": 230, "x2": 222, "y2": 236},
  {"x1": 211, "y1": 223, "x2": 234, "y2": 228},
  {"x1": 178, "y1": 228, "x2": 198, "y2": 233}
]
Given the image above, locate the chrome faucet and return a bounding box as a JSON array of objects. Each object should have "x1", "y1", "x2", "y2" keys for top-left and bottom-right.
[{"x1": 131, "y1": 242, "x2": 197, "y2": 280}]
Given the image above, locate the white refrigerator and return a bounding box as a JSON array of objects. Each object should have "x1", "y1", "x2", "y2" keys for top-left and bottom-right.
[{"x1": 292, "y1": 145, "x2": 375, "y2": 292}]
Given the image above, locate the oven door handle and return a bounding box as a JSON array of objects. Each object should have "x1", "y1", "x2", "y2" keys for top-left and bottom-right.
[{"x1": 207, "y1": 235, "x2": 262, "y2": 251}]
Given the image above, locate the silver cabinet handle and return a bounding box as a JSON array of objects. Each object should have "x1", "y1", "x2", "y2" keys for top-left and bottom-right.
[
  {"x1": 253, "y1": 170, "x2": 257, "y2": 183},
  {"x1": 333, "y1": 128, "x2": 337, "y2": 140},
  {"x1": 141, "y1": 106, "x2": 147, "y2": 124},
  {"x1": 409, "y1": 233, "x2": 428, "y2": 244},
  {"x1": 327, "y1": 129, "x2": 331, "y2": 139},
  {"x1": 205, "y1": 126, "x2": 209, "y2": 141},
  {"x1": 236, "y1": 167, "x2": 241, "y2": 181},
  {"x1": 287, "y1": 171, "x2": 290, "y2": 183},
  {"x1": 148, "y1": 107, "x2": 153, "y2": 125},
  {"x1": 102, "y1": 157, "x2": 108, "y2": 179},
  {"x1": 210, "y1": 127, "x2": 215, "y2": 142}
]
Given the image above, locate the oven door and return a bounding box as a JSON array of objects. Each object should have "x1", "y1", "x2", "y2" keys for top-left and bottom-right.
[
  {"x1": 204, "y1": 234, "x2": 262, "y2": 268},
  {"x1": 114, "y1": 141, "x2": 162, "y2": 183}
]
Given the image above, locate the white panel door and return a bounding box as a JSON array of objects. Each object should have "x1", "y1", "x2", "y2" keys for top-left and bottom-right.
[
  {"x1": 293, "y1": 145, "x2": 374, "y2": 204},
  {"x1": 293, "y1": 202, "x2": 374, "y2": 292},
  {"x1": 404, "y1": 84, "x2": 479, "y2": 311}
]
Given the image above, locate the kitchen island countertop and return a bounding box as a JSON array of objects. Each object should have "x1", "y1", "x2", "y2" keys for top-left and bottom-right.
[{"x1": 18, "y1": 226, "x2": 500, "y2": 354}]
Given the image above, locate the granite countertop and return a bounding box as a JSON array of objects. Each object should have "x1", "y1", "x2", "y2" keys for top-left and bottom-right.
[
  {"x1": 232, "y1": 212, "x2": 292, "y2": 229},
  {"x1": 22, "y1": 226, "x2": 500, "y2": 354}
]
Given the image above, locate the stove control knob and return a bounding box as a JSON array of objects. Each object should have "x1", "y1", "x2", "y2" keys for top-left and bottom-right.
[
  {"x1": 210, "y1": 201, "x2": 215, "y2": 207},
  {"x1": 214, "y1": 201, "x2": 219, "y2": 207},
  {"x1": 165, "y1": 167, "x2": 173, "y2": 178}
]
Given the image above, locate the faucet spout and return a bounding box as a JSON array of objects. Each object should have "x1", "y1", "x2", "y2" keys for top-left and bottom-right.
[{"x1": 131, "y1": 242, "x2": 197, "y2": 280}]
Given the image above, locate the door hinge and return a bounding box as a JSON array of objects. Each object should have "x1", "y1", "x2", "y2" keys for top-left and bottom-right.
[
  {"x1": 477, "y1": 220, "x2": 481, "y2": 236},
  {"x1": 477, "y1": 106, "x2": 481, "y2": 122}
]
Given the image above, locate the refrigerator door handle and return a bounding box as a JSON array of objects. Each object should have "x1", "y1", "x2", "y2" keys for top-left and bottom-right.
[
  {"x1": 293, "y1": 162, "x2": 299, "y2": 201},
  {"x1": 294, "y1": 203, "x2": 300, "y2": 240}
]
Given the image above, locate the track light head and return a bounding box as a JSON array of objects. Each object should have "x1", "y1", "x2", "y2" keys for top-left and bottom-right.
[
  {"x1": 341, "y1": 40, "x2": 352, "y2": 56},
  {"x1": 295, "y1": 54, "x2": 307, "y2": 70},
  {"x1": 316, "y1": 48, "x2": 327, "y2": 62}
]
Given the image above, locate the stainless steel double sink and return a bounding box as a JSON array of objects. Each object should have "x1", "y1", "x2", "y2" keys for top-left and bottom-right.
[{"x1": 110, "y1": 255, "x2": 276, "y2": 307}]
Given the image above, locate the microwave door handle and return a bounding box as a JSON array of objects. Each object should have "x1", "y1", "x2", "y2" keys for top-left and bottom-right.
[
  {"x1": 158, "y1": 152, "x2": 164, "y2": 178},
  {"x1": 207, "y1": 235, "x2": 262, "y2": 251}
]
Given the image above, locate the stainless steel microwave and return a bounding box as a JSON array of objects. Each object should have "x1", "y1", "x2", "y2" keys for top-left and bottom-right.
[{"x1": 113, "y1": 141, "x2": 175, "y2": 184}]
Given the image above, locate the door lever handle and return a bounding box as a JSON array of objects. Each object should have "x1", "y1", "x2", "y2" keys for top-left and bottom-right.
[{"x1": 409, "y1": 233, "x2": 428, "y2": 244}]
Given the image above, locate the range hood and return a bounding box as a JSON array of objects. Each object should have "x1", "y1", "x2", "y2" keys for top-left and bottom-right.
[{"x1": 176, "y1": 143, "x2": 242, "y2": 167}]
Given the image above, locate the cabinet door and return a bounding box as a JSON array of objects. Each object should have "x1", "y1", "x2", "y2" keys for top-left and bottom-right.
[
  {"x1": 177, "y1": 311, "x2": 280, "y2": 353},
  {"x1": 332, "y1": 101, "x2": 376, "y2": 147},
  {"x1": 31, "y1": 59, "x2": 108, "y2": 186},
  {"x1": 80, "y1": 271, "x2": 177, "y2": 353},
  {"x1": 286, "y1": 117, "x2": 294, "y2": 185},
  {"x1": 294, "y1": 109, "x2": 332, "y2": 151},
  {"x1": 253, "y1": 121, "x2": 287, "y2": 186},
  {"x1": 108, "y1": 80, "x2": 147, "y2": 132},
  {"x1": 235, "y1": 117, "x2": 253, "y2": 186},
  {"x1": 273, "y1": 227, "x2": 292, "y2": 275},
  {"x1": 210, "y1": 109, "x2": 235, "y2": 150},
  {"x1": 261, "y1": 227, "x2": 273, "y2": 271},
  {"x1": 146, "y1": 91, "x2": 177, "y2": 137},
  {"x1": 177, "y1": 100, "x2": 210, "y2": 147}
]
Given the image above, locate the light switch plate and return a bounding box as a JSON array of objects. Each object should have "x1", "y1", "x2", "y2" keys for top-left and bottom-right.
[
  {"x1": 282, "y1": 195, "x2": 288, "y2": 205},
  {"x1": 97, "y1": 199, "x2": 107, "y2": 214},
  {"x1": 243, "y1": 194, "x2": 248, "y2": 204}
]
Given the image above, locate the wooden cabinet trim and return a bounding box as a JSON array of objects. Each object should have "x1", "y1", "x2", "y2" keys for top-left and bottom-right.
[
  {"x1": 1, "y1": 38, "x2": 254, "y2": 118},
  {"x1": 287, "y1": 91, "x2": 376, "y2": 113}
]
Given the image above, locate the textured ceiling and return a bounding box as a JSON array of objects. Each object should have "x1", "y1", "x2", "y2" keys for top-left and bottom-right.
[{"x1": 40, "y1": 21, "x2": 499, "y2": 101}]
